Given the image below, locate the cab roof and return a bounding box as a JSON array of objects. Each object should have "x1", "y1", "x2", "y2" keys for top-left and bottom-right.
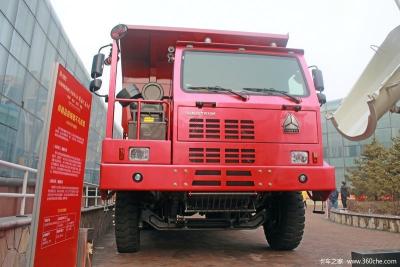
[{"x1": 119, "y1": 25, "x2": 289, "y2": 80}]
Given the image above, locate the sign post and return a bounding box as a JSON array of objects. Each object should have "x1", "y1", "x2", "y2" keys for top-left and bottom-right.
[{"x1": 28, "y1": 64, "x2": 92, "y2": 267}]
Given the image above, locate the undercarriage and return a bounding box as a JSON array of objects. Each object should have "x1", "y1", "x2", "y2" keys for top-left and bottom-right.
[
  {"x1": 141, "y1": 192, "x2": 267, "y2": 230},
  {"x1": 114, "y1": 190, "x2": 306, "y2": 253}
]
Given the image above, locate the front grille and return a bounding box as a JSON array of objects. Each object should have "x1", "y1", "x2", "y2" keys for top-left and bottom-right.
[
  {"x1": 185, "y1": 192, "x2": 257, "y2": 212},
  {"x1": 188, "y1": 118, "x2": 255, "y2": 141},
  {"x1": 189, "y1": 148, "x2": 221, "y2": 163},
  {"x1": 225, "y1": 148, "x2": 255, "y2": 164},
  {"x1": 224, "y1": 120, "x2": 255, "y2": 140},
  {"x1": 189, "y1": 147, "x2": 255, "y2": 164},
  {"x1": 189, "y1": 118, "x2": 221, "y2": 139}
]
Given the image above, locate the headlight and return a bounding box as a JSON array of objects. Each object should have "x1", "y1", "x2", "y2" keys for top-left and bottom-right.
[
  {"x1": 291, "y1": 151, "x2": 308, "y2": 164},
  {"x1": 129, "y1": 147, "x2": 149, "y2": 161}
]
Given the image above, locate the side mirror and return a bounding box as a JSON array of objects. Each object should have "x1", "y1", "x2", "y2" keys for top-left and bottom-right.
[
  {"x1": 91, "y1": 53, "x2": 105, "y2": 78},
  {"x1": 89, "y1": 79, "x2": 102, "y2": 92},
  {"x1": 317, "y1": 92, "x2": 326, "y2": 106},
  {"x1": 312, "y1": 68, "x2": 324, "y2": 92}
]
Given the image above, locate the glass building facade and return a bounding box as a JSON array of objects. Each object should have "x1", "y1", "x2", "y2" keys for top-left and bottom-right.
[
  {"x1": 0, "y1": 0, "x2": 109, "y2": 184},
  {"x1": 321, "y1": 99, "x2": 400, "y2": 188}
]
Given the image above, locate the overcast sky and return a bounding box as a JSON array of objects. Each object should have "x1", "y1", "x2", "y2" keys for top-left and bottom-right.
[{"x1": 50, "y1": 0, "x2": 399, "y2": 101}]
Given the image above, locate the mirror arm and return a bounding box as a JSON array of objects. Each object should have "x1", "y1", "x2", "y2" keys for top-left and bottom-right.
[
  {"x1": 93, "y1": 91, "x2": 109, "y2": 102},
  {"x1": 98, "y1": 43, "x2": 112, "y2": 54}
]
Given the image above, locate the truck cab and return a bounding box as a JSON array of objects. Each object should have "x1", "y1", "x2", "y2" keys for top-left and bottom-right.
[{"x1": 91, "y1": 25, "x2": 335, "y2": 253}]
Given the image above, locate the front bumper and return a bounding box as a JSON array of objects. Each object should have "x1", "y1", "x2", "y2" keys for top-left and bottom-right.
[{"x1": 100, "y1": 162, "x2": 335, "y2": 191}]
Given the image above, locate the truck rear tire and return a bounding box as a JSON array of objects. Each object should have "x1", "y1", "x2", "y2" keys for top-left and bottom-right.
[
  {"x1": 115, "y1": 191, "x2": 140, "y2": 253},
  {"x1": 263, "y1": 192, "x2": 305, "y2": 250}
]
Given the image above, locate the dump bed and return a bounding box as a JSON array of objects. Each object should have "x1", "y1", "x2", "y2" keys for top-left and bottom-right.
[{"x1": 119, "y1": 25, "x2": 289, "y2": 81}]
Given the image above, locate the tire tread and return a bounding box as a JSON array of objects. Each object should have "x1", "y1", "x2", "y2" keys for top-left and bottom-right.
[
  {"x1": 263, "y1": 192, "x2": 305, "y2": 250},
  {"x1": 115, "y1": 191, "x2": 140, "y2": 253}
]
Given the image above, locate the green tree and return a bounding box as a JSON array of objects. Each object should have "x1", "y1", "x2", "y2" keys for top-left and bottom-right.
[
  {"x1": 347, "y1": 139, "x2": 389, "y2": 200},
  {"x1": 387, "y1": 135, "x2": 400, "y2": 200}
]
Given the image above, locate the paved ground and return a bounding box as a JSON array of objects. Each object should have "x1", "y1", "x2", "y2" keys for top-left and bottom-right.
[{"x1": 93, "y1": 207, "x2": 400, "y2": 267}]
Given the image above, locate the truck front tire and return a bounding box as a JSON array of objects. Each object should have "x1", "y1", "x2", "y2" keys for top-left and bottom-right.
[
  {"x1": 115, "y1": 191, "x2": 141, "y2": 253},
  {"x1": 263, "y1": 192, "x2": 305, "y2": 250}
]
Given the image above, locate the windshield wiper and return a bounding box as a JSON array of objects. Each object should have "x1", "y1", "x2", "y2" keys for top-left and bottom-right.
[
  {"x1": 242, "y1": 87, "x2": 301, "y2": 104},
  {"x1": 187, "y1": 86, "x2": 249, "y2": 101}
]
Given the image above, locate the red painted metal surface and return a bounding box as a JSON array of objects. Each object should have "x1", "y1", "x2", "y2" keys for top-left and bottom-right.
[
  {"x1": 32, "y1": 64, "x2": 92, "y2": 267},
  {"x1": 105, "y1": 41, "x2": 119, "y2": 138},
  {"x1": 119, "y1": 25, "x2": 289, "y2": 80},
  {"x1": 100, "y1": 163, "x2": 335, "y2": 192},
  {"x1": 176, "y1": 41, "x2": 304, "y2": 55},
  {"x1": 177, "y1": 106, "x2": 318, "y2": 144},
  {"x1": 102, "y1": 139, "x2": 171, "y2": 164},
  {"x1": 100, "y1": 26, "x2": 335, "y2": 193},
  {"x1": 121, "y1": 106, "x2": 131, "y2": 136},
  {"x1": 172, "y1": 142, "x2": 323, "y2": 166}
]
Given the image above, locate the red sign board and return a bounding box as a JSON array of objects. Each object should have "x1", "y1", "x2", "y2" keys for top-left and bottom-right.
[{"x1": 29, "y1": 64, "x2": 92, "y2": 267}]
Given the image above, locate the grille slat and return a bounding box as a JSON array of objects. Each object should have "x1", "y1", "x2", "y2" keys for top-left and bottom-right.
[
  {"x1": 189, "y1": 159, "x2": 204, "y2": 163},
  {"x1": 206, "y1": 148, "x2": 220, "y2": 152},
  {"x1": 188, "y1": 118, "x2": 255, "y2": 140},
  {"x1": 206, "y1": 153, "x2": 220, "y2": 157},
  {"x1": 206, "y1": 135, "x2": 220, "y2": 139},
  {"x1": 206, "y1": 124, "x2": 220, "y2": 128},
  {"x1": 241, "y1": 125, "x2": 254, "y2": 129},
  {"x1": 189, "y1": 129, "x2": 204, "y2": 133},
  {"x1": 224, "y1": 119, "x2": 255, "y2": 140},
  {"x1": 241, "y1": 154, "x2": 255, "y2": 158},
  {"x1": 189, "y1": 148, "x2": 204, "y2": 152},
  {"x1": 241, "y1": 136, "x2": 255, "y2": 139},
  {"x1": 185, "y1": 192, "x2": 257, "y2": 212},
  {"x1": 189, "y1": 124, "x2": 204, "y2": 128},
  {"x1": 189, "y1": 134, "x2": 204, "y2": 138},
  {"x1": 188, "y1": 147, "x2": 256, "y2": 164},
  {"x1": 189, "y1": 153, "x2": 204, "y2": 157},
  {"x1": 195, "y1": 170, "x2": 221, "y2": 176},
  {"x1": 192, "y1": 180, "x2": 221, "y2": 186}
]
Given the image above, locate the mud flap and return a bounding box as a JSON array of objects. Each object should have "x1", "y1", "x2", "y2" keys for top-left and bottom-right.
[{"x1": 307, "y1": 190, "x2": 330, "y2": 214}]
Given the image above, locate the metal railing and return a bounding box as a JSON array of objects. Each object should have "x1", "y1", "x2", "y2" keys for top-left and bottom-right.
[
  {"x1": 0, "y1": 159, "x2": 112, "y2": 217},
  {"x1": 82, "y1": 182, "x2": 114, "y2": 211},
  {"x1": 0, "y1": 159, "x2": 37, "y2": 216}
]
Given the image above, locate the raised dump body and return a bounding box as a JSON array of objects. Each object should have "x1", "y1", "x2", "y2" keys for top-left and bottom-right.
[
  {"x1": 328, "y1": 25, "x2": 400, "y2": 140},
  {"x1": 90, "y1": 25, "x2": 335, "y2": 253}
]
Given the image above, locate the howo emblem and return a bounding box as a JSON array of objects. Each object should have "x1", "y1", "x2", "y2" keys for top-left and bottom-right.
[{"x1": 283, "y1": 113, "x2": 300, "y2": 133}]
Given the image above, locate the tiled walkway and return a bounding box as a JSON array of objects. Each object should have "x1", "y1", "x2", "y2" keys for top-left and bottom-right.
[{"x1": 93, "y1": 207, "x2": 400, "y2": 266}]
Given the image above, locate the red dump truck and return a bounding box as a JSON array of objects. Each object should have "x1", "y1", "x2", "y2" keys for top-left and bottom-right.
[{"x1": 89, "y1": 25, "x2": 335, "y2": 253}]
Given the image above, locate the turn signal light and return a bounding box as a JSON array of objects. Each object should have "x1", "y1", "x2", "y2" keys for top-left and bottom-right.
[
  {"x1": 312, "y1": 152, "x2": 318, "y2": 163},
  {"x1": 119, "y1": 148, "x2": 125, "y2": 160}
]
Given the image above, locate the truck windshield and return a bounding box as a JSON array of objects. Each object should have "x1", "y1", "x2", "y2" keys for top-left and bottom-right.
[{"x1": 182, "y1": 51, "x2": 308, "y2": 96}]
